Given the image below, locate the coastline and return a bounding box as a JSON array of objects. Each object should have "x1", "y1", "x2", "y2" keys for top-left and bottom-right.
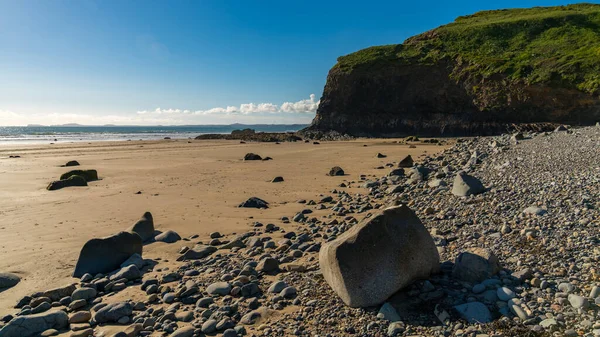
[{"x1": 0, "y1": 137, "x2": 448, "y2": 315}]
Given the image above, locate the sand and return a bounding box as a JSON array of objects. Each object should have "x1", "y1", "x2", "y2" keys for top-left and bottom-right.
[{"x1": 0, "y1": 138, "x2": 447, "y2": 315}]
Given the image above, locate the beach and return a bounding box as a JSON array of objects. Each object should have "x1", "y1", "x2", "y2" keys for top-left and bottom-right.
[{"x1": 0, "y1": 138, "x2": 445, "y2": 316}]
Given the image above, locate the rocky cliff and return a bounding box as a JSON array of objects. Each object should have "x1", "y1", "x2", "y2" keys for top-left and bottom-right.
[{"x1": 304, "y1": 4, "x2": 600, "y2": 137}]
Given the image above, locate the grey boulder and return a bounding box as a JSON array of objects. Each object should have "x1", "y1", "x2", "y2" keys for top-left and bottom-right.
[
  {"x1": 451, "y1": 171, "x2": 485, "y2": 196},
  {"x1": 319, "y1": 205, "x2": 440, "y2": 307},
  {"x1": 0, "y1": 273, "x2": 20, "y2": 289},
  {"x1": 453, "y1": 302, "x2": 492, "y2": 323},
  {"x1": 452, "y1": 248, "x2": 500, "y2": 283},
  {"x1": 0, "y1": 310, "x2": 68, "y2": 337},
  {"x1": 73, "y1": 231, "x2": 142, "y2": 278},
  {"x1": 93, "y1": 302, "x2": 133, "y2": 324},
  {"x1": 177, "y1": 245, "x2": 217, "y2": 261},
  {"x1": 128, "y1": 212, "x2": 154, "y2": 242},
  {"x1": 155, "y1": 230, "x2": 181, "y2": 243}
]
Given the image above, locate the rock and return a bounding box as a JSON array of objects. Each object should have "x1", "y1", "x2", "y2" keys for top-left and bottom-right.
[
  {"x1": 496, "y1": 287, "x2": 516, "y2": 301},
  {"x1": 0, "y1": 310, "x2": 68, "y2": 337},
  {"x1": 523, "y1": 206, "x2": 547, "y2": 216},
  {"x1": 271, "y1": 176, "x2": 284, "y2": 183},
  {"x1": 59, "y1": 169, "x2": 98, "y2": 182},
  {"x1": 71, "y1": 328, "x2": 93, "y2": 337},
  {"x1": 110, "y1": 264, "x2": 141, "y2": 281},
  {"x1": 376, "y1": 153, "x2": 387, "y2": 158},
  {"x1": 256, "y1": 257, "x2": 279, "y2": 273},
  {"x1": 319, "y1": 205, "x2": 440, "y2": 307},
  {"x1": 73, "y1": 231, "x2": 143, "y2": 278},
  {"x1": 40, "y1": 284, "x2": 77, "y2": 301},
  {"x1": 46, "y1": 175, "x2": 88, "y2": 191},
  {"x1": 170, "y1": 326, "x2": 195, "y2": 337},
  {"x1": 378, "y1": 302, "x2": 400, "y2": 321},
  {"x1": 398, "y1": 155, "x2": 413, "y2": 168},
  {"x1": 238, "y1": 197, "x2": 269, "y2": 209},
  {"x1": 240, "y1": 311, "x2": 261, "y2": 325},
  {"x1": 568, "y1": 294, "x2": 590, "y2": 309},
  {"x1": 387, "y1": 322, "x2": 405, "y2": 336},
  {"x1": 453, "y1": 302, "x2": 492, "y2": 323},
  {"x1": 328, "y1": 166, "x2": 345, "y2": 176},
  {"x1": 93, "y1": 302, "x2": 133, "y2": 324},
  {"x1": 177, "y1": 245, "x2": 217, "y2": 261},
  {"x1": 451, "y1": 171, "x2": 485, "y2": 196},
  {"x1": 452, "y1": 248, "x2": 500, "y2": 283},
  {"x1": 68, "y1": 311, "x2": 91, "y2": 324},
  {"x1": 71, "y1": 287, "x2": 97, "y2": 301},
  {"x1": 120, "y1": 253, "x2": 144, "y2": 269},
  {"x1": 128, "y1": 212, "x2": 154, "y2": 242},
  {"x1": 64, "y1": 160, "x2": 80, "y2": 167},
  {"x1": 268, "y1": 281, "x2": 287, "y2": 293},
  {"x1": 244, "y1": 153, "x2": 262, "y2": 161},
  {"x1": 206, "y1": 282, "x2": 231, "y2": 296},
  {"x1": 155, "y1": 230, "x2": 181, "y2": 243},
  {"x1": 0, "y1": 273, "x2": 20, "y2": 289}
]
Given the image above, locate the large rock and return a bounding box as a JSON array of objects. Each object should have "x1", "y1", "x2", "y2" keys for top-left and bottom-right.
[
  {"x1": 319, "y1": 205, "x2": 440, "y2": 307},
  {"x1": 452, "y1": 248, "x2": 500, "y2": 283},
  {"x1": 239, "y1": 197, "x2": 269, "y2": 209},
  {"x1": 0, "y1": 273, "x2": 20, "y2": 289},
  {"x1": 453, "y1": 302, "x2": 492, "y2": 323},
  {"x1": 128, "y1": 212, "x2": 154, "y2": 242},
  {"x1": 243, "y1": 153, "x2": 262, "y2": 161},
  {"x1": 451, "y1": 172, "x2": 485, "y2": 196},
  {"x1": 60, "y1": 169, "x2": 98, "y2": 182},
  {"x1": 398, "y1": 155, "x2": 413, "y2": 168},
  {"x1": 328, "y1": 166, "x2": 345, "y2": 176},
  {"x1": 40, "y1": 284, "x2": 77, "y2": 301},
  {"x1": 93, "y1": 302, "x2": 133, "y2": 324},
  {"x1": 73, "y1": 232, "x2": 142, "y2": 278},
  {"x1": 0, "y1": 310, "x2": 68, "y2": 337},
  {"x1": 46, "y1": 175, "x2": 87, "y2": 191},
  {"x1": 155, "y1": 230, "x2": 181, "y2": 243}
]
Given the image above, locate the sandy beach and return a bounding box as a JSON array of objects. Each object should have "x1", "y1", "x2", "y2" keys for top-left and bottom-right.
[{"x1": 0, "y1": 138, "x2": 446, "y2": 316}]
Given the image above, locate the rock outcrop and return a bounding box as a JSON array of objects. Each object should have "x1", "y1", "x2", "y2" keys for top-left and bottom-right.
[
  {"x1": 303, "y1": 4, "x2": 600, "y2": 137},
  {"x1": 319, "y1": 205, "x2": 439, "y2": 307},
  {"x1": 73, "y1": 231, "x2": 143, "y2": 277}
]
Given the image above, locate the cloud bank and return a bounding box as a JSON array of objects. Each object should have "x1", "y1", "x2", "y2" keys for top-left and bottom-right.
[
  {"x1": 0, "y1": 95, "x2": 320, "y2": 126},
  {"x1": 137, "y1": 94, "x2": 320, "y2": 116}
]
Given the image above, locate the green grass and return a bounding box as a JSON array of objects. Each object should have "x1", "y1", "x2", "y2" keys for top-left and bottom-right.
[{"x1": 335, "y1": 3, "x2": 600, "y2": 94}]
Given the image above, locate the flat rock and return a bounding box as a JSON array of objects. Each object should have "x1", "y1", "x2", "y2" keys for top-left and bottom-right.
[
  {"x1": 0, "y1": 310, "x2": 68, "y2": 337},
  {"x1": 319, "y1": 205, "x2": 440, "y2": 307},
  {"x1": 73, "y1": 231, "x2": 143, "y2": 278}
]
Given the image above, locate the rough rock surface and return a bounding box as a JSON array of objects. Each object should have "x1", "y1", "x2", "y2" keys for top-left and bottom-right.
[
  {"x1": 319, "y1": 205, "x2": 439, "y2": 307},
  {"x1": 46, "y1": 175, "x2": 87, "y2": 191},
  {"x1": 73, "y1": 231, "x2": 142, "y2": 277},
  {"x1": 0, "y1": 311, "x2": 68, "y2": 337}
]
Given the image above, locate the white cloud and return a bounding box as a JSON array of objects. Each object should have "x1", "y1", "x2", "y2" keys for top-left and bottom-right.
[{"x1": 0, "y1": 95, "x2": 320, "y2": 126}]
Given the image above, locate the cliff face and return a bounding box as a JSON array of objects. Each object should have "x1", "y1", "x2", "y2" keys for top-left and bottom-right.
[{"x1": 305, "y1": 4, "x2": 600, "y2": 137}]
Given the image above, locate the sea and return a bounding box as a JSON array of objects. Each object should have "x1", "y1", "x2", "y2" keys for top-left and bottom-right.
[{"x1": 0, "y1": 124, "x2": 307, "y2": 145}]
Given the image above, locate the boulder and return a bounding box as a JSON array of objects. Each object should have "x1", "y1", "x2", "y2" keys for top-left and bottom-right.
[
  {"x1": 328, "y1": 166, "x2": 345, "y2": 176},
  {"x1": 271, "y1": 176, "x2": 284, "y2": 183},
  {"x1": 451, "y1": 171, "x2": 485, "y2": 196},
  {"x1": 243, "y1": 153, "x2": 262, "y2": 161},
  {"x1": 155, "y1": 230, "x2": 181, "y2": 243},
  {"x1": 128, "y1": 212, "x2": 154, "y2": 242},
  {"x1": 239, "y1": 197, "x2": 269, "y2": 209},
  {"x1": 109, "y1": 265, "x2": 141, "y2": 281},
  {"x1": 60, "y1": 169, "x2": 98, "y2": 182},
  {"x1": 453, "y1": 302, "x2": 492, "y2": 323},
  {"x1": 120, "y1": 253, "x2": 144, "y2": 269},
  {"x1": 63, "y1": 161, "x2": 80, "y2": 167},
  {"x1": 319, "y1": 205, "x2": 440, "y2": 307},
  {"x1": 0, "y1": 310, "x2": 68, "y2": 337},
  {"x1": 73, "y1": 231, "x2": 143, "y2": 278},
  {"x1": 177, "y1": 245, "x2": 217, "y2": 261},
  {"x1": 452, "y1": 248, "x2": 500, "y2": 283},
  {"x1": 0, "y1": 273, "x2": 20, "y2": 289},
  {"x1": 46, "y1": 175, "x2": 87, "y2": 191},
  {"x1": 398, "y1": 155, "x2": 413, "y2": 168},
  {"x1": 93, "y1": 302, "x2": 133, "y2": 324},
  {"x1": 40, "y1": 284, "x2": 77, "y2": 301}
]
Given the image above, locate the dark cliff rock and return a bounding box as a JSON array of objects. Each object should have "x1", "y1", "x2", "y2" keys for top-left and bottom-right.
[{"x1": 304, "y1": 4, "x2": 600, "y2": 137}]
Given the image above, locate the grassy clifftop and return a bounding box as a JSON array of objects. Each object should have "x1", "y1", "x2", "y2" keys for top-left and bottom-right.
[{"x1": 335, "y1": 3, "x2": 600, "y2": 94}]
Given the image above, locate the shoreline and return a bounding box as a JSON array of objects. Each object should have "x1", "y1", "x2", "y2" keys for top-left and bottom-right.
[{"x1": 0, "y1": 137, "x2": 447, "y2": 316}]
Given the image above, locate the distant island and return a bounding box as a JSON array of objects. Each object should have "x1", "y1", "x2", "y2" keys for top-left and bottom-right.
[{"x1": 304, "y1": 3, "x2": 600, "y2": 137}]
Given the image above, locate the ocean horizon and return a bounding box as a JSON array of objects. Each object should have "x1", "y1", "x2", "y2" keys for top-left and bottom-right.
[{"x1": 0, "y1": 124, "x2": 308, "y2": 145}]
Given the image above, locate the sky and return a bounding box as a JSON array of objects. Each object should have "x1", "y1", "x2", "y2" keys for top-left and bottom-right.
[{"x1": 0, "y1": 0, "x2": 595, "y2": 126}]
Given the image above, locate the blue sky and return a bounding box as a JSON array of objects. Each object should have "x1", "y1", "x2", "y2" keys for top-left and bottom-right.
[{"x1": 0, "y1": 0, "x2": 594, "y2": 125}]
